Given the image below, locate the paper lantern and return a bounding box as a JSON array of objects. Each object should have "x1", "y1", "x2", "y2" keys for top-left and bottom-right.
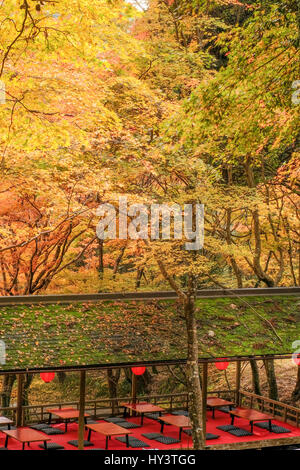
[
  {"x1": 215, "y1": 359, "x2": 229, "y2": 370},
  {"x1": 131, "y1": 367, "x2": 146, "y2": 376},
  {"x1": 40, "y1": 372, "x2": 55, "y2": 383}
]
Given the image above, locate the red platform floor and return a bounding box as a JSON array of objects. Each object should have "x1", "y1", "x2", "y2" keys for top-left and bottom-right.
[{"x1": 1, "y1": 409, "x2": 300, "y2": 450}]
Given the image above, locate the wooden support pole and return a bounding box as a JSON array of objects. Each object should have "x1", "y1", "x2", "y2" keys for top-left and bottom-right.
[
  {"x1": 16, "y1": 374, "x2": 24, "y2": 427},
  {"x1": 131, "y1": 371, "x2": 137, "y2": 417},
  {"x1": 235, "y1": 361, "x2": 241, "y2": 406},
  {"x1": 202, "y1": 362, "x2": 208, "y2": 445},
  {"x1": 77, "y1": 370, "x2": 86, "y2": 451}
]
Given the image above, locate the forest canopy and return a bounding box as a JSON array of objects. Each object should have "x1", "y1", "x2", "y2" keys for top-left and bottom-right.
[
  {"x1": 0, "y1": 0, "x2": 299, "y2": 294},
  {"x1": 0, "y1": 2, "x2": 299, "y2": 443}
]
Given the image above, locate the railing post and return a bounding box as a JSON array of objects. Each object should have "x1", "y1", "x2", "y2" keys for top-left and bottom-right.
[
  {"x1": 77, "y1": 371, "x2": 86, "y2": 451},
  {"x1": 131, "y1": 371, "x2": 137, "y2": 417},
  {"x1": 16, "y1": 374, "x2": 24, "y2": 427},
  {"x1": 202, "y1": 363, "x2": 208, "y2": 446},
  {"x1": 235, "y1": 361, "x2": 241, "y2": 406}
]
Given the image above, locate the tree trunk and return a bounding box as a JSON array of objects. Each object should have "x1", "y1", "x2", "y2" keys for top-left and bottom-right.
[
  {"x1": 264, "y1": 359, "x2": 278, "y2": 401},
  {"x1": 57, "y1": 372, "x2": 67, "y2": 385},
  {"x1": 22, "y1": 374, "x2": 33, "y2": 407},
  {"x1": 292, "y1": 366, "x2": 300, "y2": 402},
  {"x1": 107, "y1": 368, "x2": 121, "y2": 415},
  {"x1": 22, "y1": 374, "x2": 34, "y2": 422},
  {"x1": 113, "y1": 244, "x2": 126, "y2": 279},
  {"x1": 184, "y1": 294, "x2": 205, "y2": 450},
  {"x1": 1, "y1": 374, "x2": 16, "y2": 408},
  {"x1": 136, "y1": 267, "x2": 145, "y2": 289},
  {"x1": 150, "y1": 247, "x2": 205, "y2": 448},
  {"x1": 250, "y1": 359, "x2": 261, "y2": 395}
]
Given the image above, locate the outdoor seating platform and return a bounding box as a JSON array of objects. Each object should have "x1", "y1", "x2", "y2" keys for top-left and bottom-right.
[{"x1": 1, "y1": 407, "x2": 300, "y2": 450}]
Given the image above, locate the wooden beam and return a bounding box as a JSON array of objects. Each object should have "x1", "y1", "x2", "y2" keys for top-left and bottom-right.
[
  {"x1": 202, "y1": 362, "x2": 208, "y2": 445},
  {"x1": 77, "y1": 370, "x2": 86, "y2": 450},
  {"x1": 0, "y1": 353, "x2": 293, "y2": 376},
  {"x1": 235, "y1": 361, "x2": 241, "y2": 406},
  {"x1": 16, "y1": 373, "x2": 24, "y2": 427},
  {"x1": 0, "y1": 287, "x2": 298, "y2": 307}
]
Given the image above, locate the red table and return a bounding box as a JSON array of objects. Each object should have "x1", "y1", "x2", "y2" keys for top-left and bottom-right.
[
  {"x1": 207, "y1": 397, "x2": 235, "y2": 419},
  {"x1": 122, "y1": 403, "x2": 165, "y2": 425},
  {"x1": 2, "y1": 428, "x2": 51, "y2": 450},
  {"x1": 86, "y1": 422, "x2": 132, "y2": 449},
  {"x1": 47, "y1": 407, "x2": 90, "y2": 432},
  {"x1": 230, "y1": 408, "x2": 273, "y2": 433},
  {"x1": 159, "y1": 414, "x2": 191, "y2": 440}
]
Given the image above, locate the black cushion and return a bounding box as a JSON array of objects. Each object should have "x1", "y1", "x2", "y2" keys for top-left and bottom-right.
[
  {"x1": 85, "y1": 419, "x2": 98, "y2": 424},
  {"x1": 269, "y1": 425, "x2": 291, "y2": 434},
  {"x1": 217, "y1": 424, "x2": 239, "y2": 432},
  {"x1": 181, "y1": 430, "x2": 220, "y2": 440},
  {"x1": 142, "y1": 433, "x2": 163, "y2": 440},
  {"x1": 42, "y1": 427, "x2": 65, "y2": 435},
  {"x1": 30, "y1": 423, "x2": 50, "y2": 431},
  {"x1": 0, "y1": 448, "x2": 8, "y2": 450},
  {"x1": 145, "y1": 413, "x2": 160, "y2": 420},
  {"x1": 68, "y1": 440, "x2": 94, "y2": 447},
  {"x1": 38, "y1": 443, "x2": 65, "y2": 450},
  {"x1": 228, "y1": 428, "x2": 253, "y2": 437},
  {"x1": 172, "y1": 410, "x2": 189, "y2": 417},
  {"x1": 104, "y1": 417, "x2": 126, "y2": 423},
  {"x1": 118, "y1": 421, "x2": 140, "y2": 429},
  {"x1": 146, "y1": 413, "x2": 170, "y2": 425},
  {"x1": 218, "y1": 406, "x2": 237, "y2": 414},
  {"x1": 116, "y1": 437, "x2": 150, "y2": 448},
  {"x1": 155, "y1": 436, "x2": 181, "y2": 445},
  {"x1": 206, "y1": 433, "x2": 220, "y2": 440},
  {"x1": 254, "y1": 422, "x2": 291, "y2": 433}
]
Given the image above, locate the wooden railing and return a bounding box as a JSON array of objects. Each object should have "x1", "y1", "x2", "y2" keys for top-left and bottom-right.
[
  {"x1": 239, "y1": 390, "x2": 300, "y2": 427},
  {"x1": 0, "y1": 389, "x2": 235, "y2": 425},
  {"x1": 1, "y1": 287, "x2": 298, "y2": 306}
]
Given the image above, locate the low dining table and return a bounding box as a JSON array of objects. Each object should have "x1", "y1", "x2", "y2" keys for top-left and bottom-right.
[
  {"x1": 2, "y1": 428, "x2": 51, "y2": 450},
  {"x1": 229, "y1": 408, "x2": 273, "y2": 433},
  {"x1": 159, "y1": 414, "x2": 191, "y2": 440},
  {"x1": 122, "y1": 402, "x2": 165, "y2": 425},
  {"x1": 47, "y1": 407, "x2": 90, "y2": 432},
  {"x1": 86, "y1": 422, "x2": 132, "y2": 449},
  {"x1": 207, "y1": 397, "x2": 235, "y2": 419}
]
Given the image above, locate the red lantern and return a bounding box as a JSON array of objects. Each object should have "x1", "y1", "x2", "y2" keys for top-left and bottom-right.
[
  {"x1": 40, "y1": 372, "x2": 55, "y2": 383},
  {"x1": 293, "y1": 353, "x2": 300, "y2": 366},
  {"x1": 131, "y1": 367, "x2": 146, "y2": 376},
  {"x1": 215, "y1": 359, "x2": 229, "y2": 371}
]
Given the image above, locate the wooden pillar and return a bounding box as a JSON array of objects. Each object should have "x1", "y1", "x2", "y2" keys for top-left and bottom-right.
[
  {"x1": 131, "y1": 371, "x2": 137, "y2": 417},
  {"x1": 201, "y1": 363, "x2": 208, "y2": 445},
  {"x1": 77, "y1": 371, "x2": 86, "y2": 451},
  {"x1": 235, "y1": 361, "x2": 241, "y2": 406},
  {"x1": 16, "y1": 374, "x2": 24, "y2": 427}
]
